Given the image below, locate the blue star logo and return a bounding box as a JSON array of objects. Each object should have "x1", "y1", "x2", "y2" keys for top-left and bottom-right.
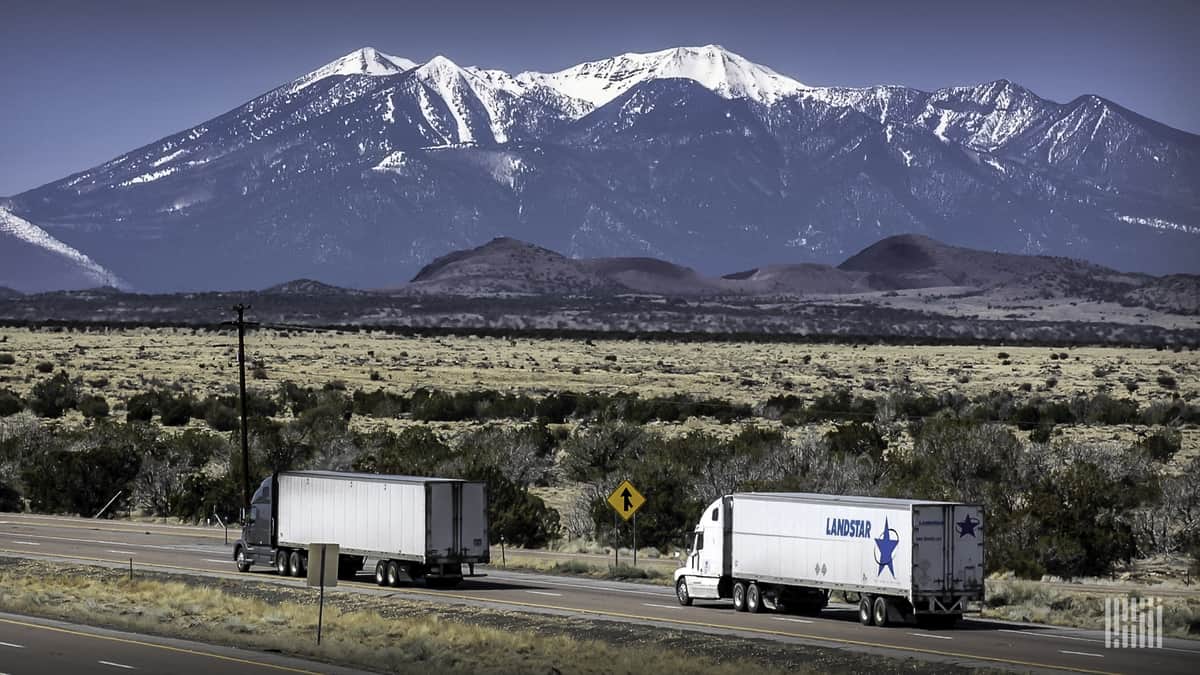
[
  {"x1": 874, "y1": 518, "x2": 899, "y2": 577},
  {"x1": 956, "y1": 514, "x2": 980, "y2": 538}
]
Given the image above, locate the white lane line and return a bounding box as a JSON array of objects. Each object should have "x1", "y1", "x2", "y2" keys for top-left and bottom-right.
[
  {"x1": 11, "y1": 541, "x2": 39, "y2": 546},
  {"x1": 107, "y1": 550, "x2": 136, "y2": 556},
  {"x1": 487, "y1": 572, "x2": 670, "y2": 598},
  {"x1": 98, "y1": 661, "x2": 136, "y2": 669},
  {"x1": 773, "y1": 617, "x2": 814, "y2": 624},
  {"x1": 202, "y1": 559, "x2": 233, "y2": 564},
  {"x1": 524, "y1": 591, "x2": 562, "y2": 597},
  {"x1": 0, "y1": 531, "x2": 216, "y2": 554},
  {"x1": 908, "y1": 632, "x2": 952, "y2": 640},
  {"x1": 997, "y1": 628, "x2": 1101, "y2": 644},
  {"x1": 1059, "y1": 650, "x2": 1103, "y2": 658},
  {"x1": 0, "y1": 641, "x2": 26, "y2": 648},
  {"x1": 642, "y1": 603, "x2": 682, "y2": 610}
]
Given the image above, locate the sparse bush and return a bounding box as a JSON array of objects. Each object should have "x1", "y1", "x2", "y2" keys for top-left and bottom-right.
[
  {"x1": 1137, "y1": 429, "x2": 1182, "y2": 463},
  {"x1": 0, "y1": 353, "x2": 14, "y2": 366},
  {"x1": 34, "y1": 362, "x2": 54, "y2": 374},
  {"x1": 125, "y1": 392, "x2": 157, "y2": 422},
  {"x1": 159, "y1": 392, "x2": 194, "y2": 426},
  {"x1": 1157, "y1": 374, "x2": 1177, "y2": 390}
]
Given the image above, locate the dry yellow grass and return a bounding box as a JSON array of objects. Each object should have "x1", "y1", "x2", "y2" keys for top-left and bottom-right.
[{"x1": 0, "y1": 563, "x2": 781, "y2": 674}]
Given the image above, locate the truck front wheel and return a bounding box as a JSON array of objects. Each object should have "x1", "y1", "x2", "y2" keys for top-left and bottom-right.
[
  {"x1": 858, "y1": 595, "x2": 874, "y2": 625},
  {"x1": 675, "y1": 578, "x2": 693, "y2": 606},
  {"x1": 235, "y1": 546, "x2": 251, "y2": 573},
  {"x1": 732, "y1": 581, "x2": 747, "y2": 612}
]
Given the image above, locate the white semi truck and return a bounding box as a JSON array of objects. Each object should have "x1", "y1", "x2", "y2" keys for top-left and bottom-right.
[
  {"x1": 234, "y1": 471, "x2": 489, "y2": 588},
  {"x1": 673, "y1": 493, "x2": 984, "y2": 626}
]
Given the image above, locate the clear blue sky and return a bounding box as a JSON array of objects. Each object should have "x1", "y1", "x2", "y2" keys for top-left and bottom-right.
[{"x1": 2, "y1": 0, "x2": 1197, "y2": 195}]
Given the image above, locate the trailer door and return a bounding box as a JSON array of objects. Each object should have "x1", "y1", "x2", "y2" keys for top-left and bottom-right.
[
  {"x1": 950, "y1": 505, "x2": 984, "y2": 594},
  {"x1": 911, "y1": 505, "x2": 949, "y2": 595},
  {"x1": 460, "y1": 482, "x2": 489, "y2": 559},
  {"x1": 426, "y1": 482, "x2": 456, "y2": 559}
]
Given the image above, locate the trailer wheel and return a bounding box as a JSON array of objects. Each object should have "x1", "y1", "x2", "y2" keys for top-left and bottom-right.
[
  {"x1": 275, "y1": 550, "x2": 289, "y2": 576},
  {"x1": 873, "y1": 596, "x2": 891, "y2": 627},
  {"x1": 746, "y1": 583, "x2": 763, "y2": 614},
  {"x1": 375, "y1": 561, "x2": 388, "y2": 586},
  {"x1": 732, "y1": 581, "x2": 747, "y2": 612},
  {"x1": 235, "y1": 546, "x2": 252, "y2": 573},
  {"x1": 675, "y1": 578, "x2": 693, "y2": 606},
  {"x1": 858, "y1": 595, "x2": 875, "y2": 625},
  {"x1": 386, "y1": 560, "x2": 402, "y2": 587},
  {"x1": 288, "y1": 550, "x2": 303, "y2": 577}
]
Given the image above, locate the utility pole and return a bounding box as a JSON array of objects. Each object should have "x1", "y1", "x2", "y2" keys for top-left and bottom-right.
[{"x1": 225, "y1": 304, "x2": 253, "y2": 515}]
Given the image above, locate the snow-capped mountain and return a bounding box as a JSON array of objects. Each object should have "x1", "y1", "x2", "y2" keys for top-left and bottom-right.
[{"x1": 4, "y1": 45, "x2": 1198, "y2": 291}]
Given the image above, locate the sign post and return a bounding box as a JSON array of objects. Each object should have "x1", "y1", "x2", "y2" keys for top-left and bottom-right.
[
  {"x1": 606, "y1": 480, "x2": 646, "y2": 568},
  {"x1": 307, "y1": 543, "x2": 339, "y2": 645}
]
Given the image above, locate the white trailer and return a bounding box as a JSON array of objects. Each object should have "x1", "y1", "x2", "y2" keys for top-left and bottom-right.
[
  {"x1": 673, "y1": 493, "x2": 984, "y2": 626},
  {"x1": 235, "y1": 471, "x2": 489, "y2": 588}
]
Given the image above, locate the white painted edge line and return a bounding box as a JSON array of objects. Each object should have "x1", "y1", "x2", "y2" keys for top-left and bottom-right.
[
  {"x1": 0, "y1": 641, "x2": 26, "y2": 648},
  {"x1": 98, "y1": 661, "x2": 136, "y2": 669},
  {"x1": 642, "y1": 603, "x2": 682, "y2": 610},
  {"x1": 908, "y1": 632, "x2": 952, "y2": 640},
  {"x1": 10, "y1": 541, "x2": 39, "y2": 546},
  {"x1": 773, "y1": 617, "x2": 814, "y2": 624},
  {"x1": 1059, "y1": 650, "x2": 1103, "y2": 658},
  {"x1": 524, "y1": 591, "x2": 562, "y2": 597}
]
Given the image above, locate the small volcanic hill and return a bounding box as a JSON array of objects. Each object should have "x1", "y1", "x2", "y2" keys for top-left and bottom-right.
[{"x1": 408, "y1": 238, "x2": 625, "y2": 296}]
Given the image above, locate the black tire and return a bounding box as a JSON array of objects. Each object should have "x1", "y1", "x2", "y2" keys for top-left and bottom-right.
[
  {"x1": 675, "y1": 578, "x2": 693, "y2": 606},
  {"x1": 747, "y1": 583, "x2": 763, "y2": 614},
  {"x1": 873, "y1": 596, "x2": 891, "y2": 627},
  {"x1": 288, "y1": 550, "x2": 303, "y2": 577},
  {"x1": 859, "y1": 595, "x2": 874, "y2": 625},
  {"x1": 732, "y1": 581, "x2": 747, "y2": 612},
  {"x1": 275, "y1": 550, "x2": 289, "y2": 576},
  {"x1": 235, "y1": 546, "x2": 252, "y2": 573},
  {"x1": 386, "y1": 560, "x2": 402, "y2": 587},
  {"x1": 375, "y1": 560, "x2": 388, "y2": 586}
]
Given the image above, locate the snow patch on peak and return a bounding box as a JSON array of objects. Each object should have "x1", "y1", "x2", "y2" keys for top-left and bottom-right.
[
  {"x1": 0, "y1": 208, "x2": 127, "y2": 289},
  {"x1": 520, "y1": 44, "x2": 808, "y2": 107},
  {"x1": 287, "y1": 47, "x2": 416, "y2": 94}
]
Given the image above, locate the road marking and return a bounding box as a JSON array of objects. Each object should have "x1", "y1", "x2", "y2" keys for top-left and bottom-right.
[
  {"x1": 108, "y1": 550, "x2": 136, "y2": 556},
  {"x1": 642, "y1": 603, "x2": 681, "y2": 610},
  {"x1": 0, "y1": 641, "x2": 25, "y2": 648},
  {"x1": 524, "y1": 591, "x2": 562, "y2": 597},
  {"x1": 203, "y1": 559, "x2": 234, "y2": 564},
  {"x1": 11, "y1": 541, "x2": 40, "y2": 546},
  {"x1": 773, "y1": 617, "x2": 814, "y2": 624},
  {"x1": 488, "y1": 572, "x2": 668, "y2": 598},
  {"x1": 0, "y1": 515, "x2": 224, "y2": 539},
  {"x1": 99, "y1": 661, "x2": 136, "y2": 669},
  {"x1": 1060, "y1": 650, "x2": 1104, "y2": 658},
  {"x1": 1, "y1": 531, "x2": 216, "y2": 554},
  {"x1": 995, "y1": 628, "x2": 1199, "y2": 655},
  {"x1": 0, "y1": 617, "x2": 319, "y2": 674},
  {"x1": 908, "y1": 632, "x2": 952, "y2": 640}
]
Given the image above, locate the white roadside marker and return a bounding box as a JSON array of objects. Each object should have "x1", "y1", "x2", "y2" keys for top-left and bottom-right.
[
  {"x1": 1059, "y1": 650, "x2": 1104, "y2": 658},
  {"x1": 98, "y1": 661, "x2": 136, "y2": 669}
]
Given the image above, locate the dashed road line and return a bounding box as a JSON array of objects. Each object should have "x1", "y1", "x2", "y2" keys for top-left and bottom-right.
[
  {"x1": 524, "y1": 591, "x2": 562, "y2": 597},
  {"x1": 1060, "y1": 650, "x2": 1104, "y2": 658},
  {"x1": 0, "y1": 641, "x2": 25, "y2": 648},
  {"x1": 909, "y1": 632, "x2": 952, "y2": 640},
  {"x1": 98, "y1": 660, "x2": 136, "y2": 669},
  {"x1": 774, "y1": 617, "x2": 814, "y2": 624},
  {"x1": 642, "y1": 603, "x2": 682, "y2": 610}
]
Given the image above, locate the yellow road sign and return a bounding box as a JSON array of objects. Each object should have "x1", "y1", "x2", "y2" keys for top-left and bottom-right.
[{"x1": 607, "y1": 480, "x2": 646, "y2": 521}]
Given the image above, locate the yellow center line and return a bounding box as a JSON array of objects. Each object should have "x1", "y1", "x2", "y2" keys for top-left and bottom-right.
[
  {"x1": 0, "y1": 549, "x2": 1120, "y2": 675},
  {"x1": 0, "y1": 617, "x2": 321, "y2": 674}
]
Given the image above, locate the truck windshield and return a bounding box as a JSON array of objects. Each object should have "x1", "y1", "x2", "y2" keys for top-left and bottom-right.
[{"x1": 694, "y1": 532, "x2": 704, "y2": 551}]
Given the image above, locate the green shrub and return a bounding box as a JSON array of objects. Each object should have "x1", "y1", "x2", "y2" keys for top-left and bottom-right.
[
  {"x1": 28, "y1": 371, "x2": 79, "y2": 418},
  {"x1": 126, "y1": 392, "x2": 157, "y2": 422},
  {"x1": 0, "y1": 353, "x2": 15, "y2": 366},
  {"x1": 34, "y1": 362, "x2": 53, "y2": 374},
  {"x1": 159, "y1": 393, "x2": 194, "y2": 426},
  {"x1": 0, "y1": 389, "x2": 22, "y2": 416},
  {"x1": 1137, "y1": 429, "x2": 1182, "y2": 463},
  {"x1": 78, "y1": 394, "x2": 110, "y2": 419}
]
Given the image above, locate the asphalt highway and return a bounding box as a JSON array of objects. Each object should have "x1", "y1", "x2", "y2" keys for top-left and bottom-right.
[
  {"x1": 1, "y1": 513, "x2": 1197, "y2": 674},
  {"x1": 0, "y1": 610, "x2": 366, "y2": 674}
]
